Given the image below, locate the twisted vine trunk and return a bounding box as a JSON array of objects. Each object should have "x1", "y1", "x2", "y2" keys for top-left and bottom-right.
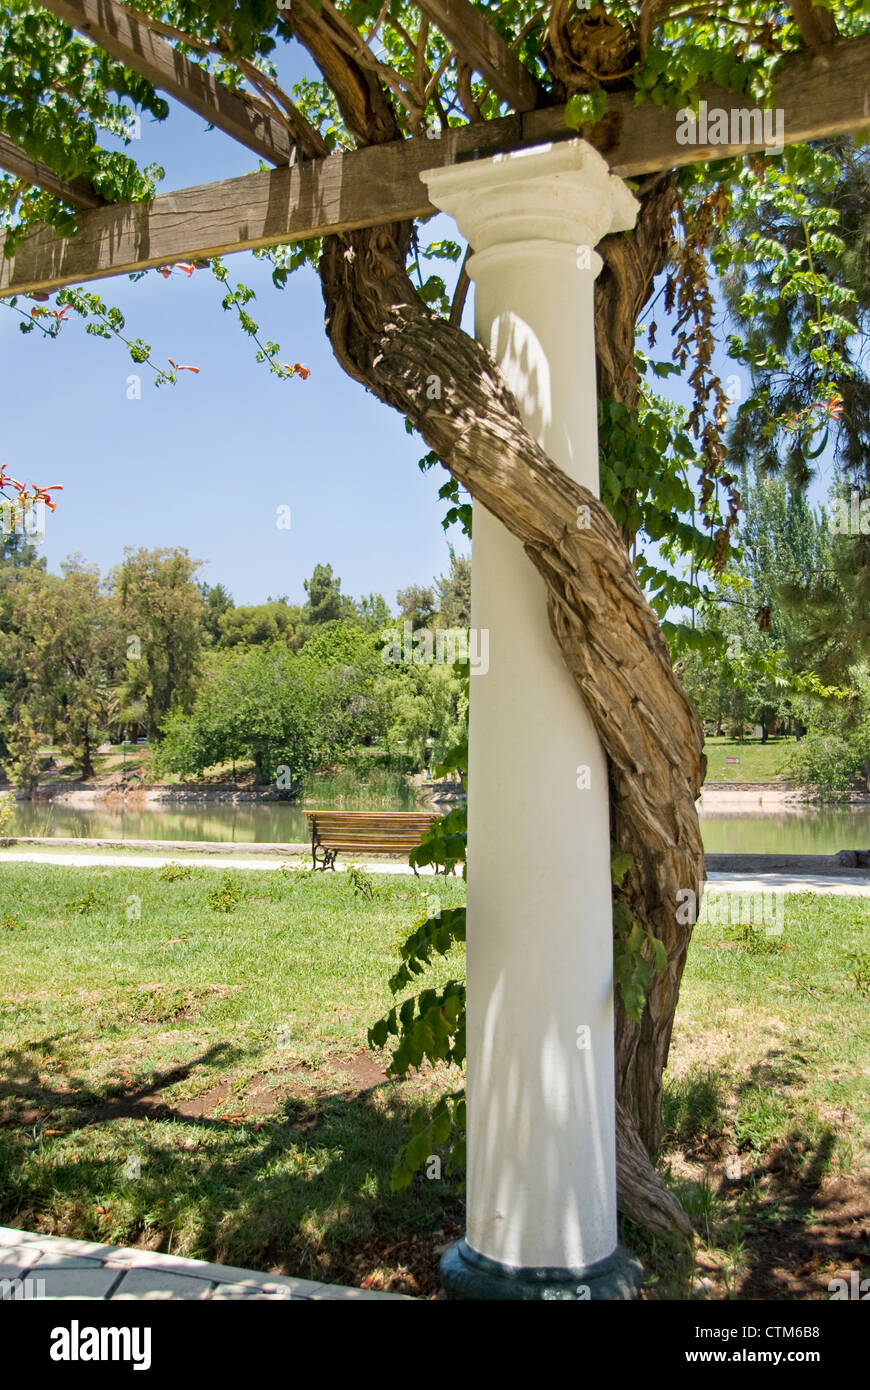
[
  {"x1": 293, "y1": 5, "x2": 705, "y2": 1235},
  {"x1": 317, "y1": 208, "x2": 705, "y2": 1238}
]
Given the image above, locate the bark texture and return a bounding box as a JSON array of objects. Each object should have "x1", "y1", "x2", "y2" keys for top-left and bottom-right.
[
  {"x1": 595, "y1": 172, "x2": 679, "y2": 409},
  {"x1": 319, "y1": 217, "x2": 705, "y2": 1237}
]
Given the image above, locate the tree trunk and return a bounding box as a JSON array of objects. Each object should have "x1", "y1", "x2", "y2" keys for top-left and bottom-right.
[{"x1": 81, "y1": 725, "x2": 94, "y2": 781}]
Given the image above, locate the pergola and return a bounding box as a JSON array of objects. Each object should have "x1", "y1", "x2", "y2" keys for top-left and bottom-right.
[
  {"x1": 2, "y1": 0, "x2": 868, "y2": 1301},
  {"x1": 1, "y1": 3, "x2": 868, "y2": 296}
]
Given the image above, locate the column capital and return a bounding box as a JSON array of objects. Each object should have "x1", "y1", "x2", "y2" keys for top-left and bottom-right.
[{"x1": 422, "y1": 139, "x2": 638, "y2": 255}]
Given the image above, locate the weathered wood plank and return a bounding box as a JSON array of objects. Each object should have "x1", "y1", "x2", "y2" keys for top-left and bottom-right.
[
  {"x1": 0, "y1": 116, "x2": 521, "y2": 296},
  {"x1": 523, "y1": 32, "x2": 870, "y2": 173},
  {"x1": 416, "y1": 0, "x2": 541, "y2": 112},
  {"x1": 39, "y1": 0, "x2": 296, "y2": 166},
  {"x1": 0, "y1": 132, "x2": 105, "y2": 210},
  {"x1": 2, "y1": 33, "x2": 869, "y2": 298}
]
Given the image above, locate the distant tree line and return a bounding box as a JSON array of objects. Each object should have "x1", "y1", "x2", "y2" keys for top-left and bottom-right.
[
  {"x1": 0, "y1": 535, "x2": 471, "y2": 792},
  {"x1": 674, "y1": 463, "x2": 870, "y2": 798}
]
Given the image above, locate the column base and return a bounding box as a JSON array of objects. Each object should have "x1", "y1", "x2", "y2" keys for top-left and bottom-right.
[{"x1": 439, "y1": 1239, "x2": 643, "y2": 1301}]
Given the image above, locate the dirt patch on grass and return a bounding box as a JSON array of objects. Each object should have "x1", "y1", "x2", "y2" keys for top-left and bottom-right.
[
  {"x1": 126, "y1": 983, "x2": 236, "y2": 1026},
  {"x1": 171, "y1": 1049, "x2": 391, "y2": 1122},
  {"x1": 659, "y1": 1135, "x2": 869, "y2": 1300},
  {"x1": 329, "y1": 1222, "x2": 464, "y2": 1297},
  {"x1": 0, "y1": 1048, "x2": 393, "y2": 1131},
  {"x1": 735, "y1": 1175, "x2": 869, "y2": 1300}
]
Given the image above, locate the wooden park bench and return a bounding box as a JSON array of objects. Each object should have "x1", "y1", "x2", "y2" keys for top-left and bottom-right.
[{"x1": 304, "y1": 809, "x2": 440, "y2": 871}]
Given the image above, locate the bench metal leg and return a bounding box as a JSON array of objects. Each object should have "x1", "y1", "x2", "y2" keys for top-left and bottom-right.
[{"x1": 312, "y1": 843, "x2": 337, "y2": 871}]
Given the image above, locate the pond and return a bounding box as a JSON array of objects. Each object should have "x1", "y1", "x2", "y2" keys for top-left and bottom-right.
[
  {"x1": 699, "y1": 805, "x2": 870, "y2": 855},
  {"x1": 5, "y1": 795, "x2": 870, "y2": 855}
]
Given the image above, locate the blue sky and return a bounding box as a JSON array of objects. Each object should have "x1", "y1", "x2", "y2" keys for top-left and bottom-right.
[{"x1": 0, "y1": 65, "x2": 469, "y2": 609}]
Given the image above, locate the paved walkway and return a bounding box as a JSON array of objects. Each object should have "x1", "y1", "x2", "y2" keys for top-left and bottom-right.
[
  {"x1": 2, "y1": 850, "x2": 869, "y2": 894},
  {"x1": 0, "y1": 850, "x2": 440, "y2": 874},
  {"x1": 0, "y1": 1227, "x2": 411, "y2": 1300},
  {"x1": 706, "y1": 871, "x2": 870, "y2": 897}
]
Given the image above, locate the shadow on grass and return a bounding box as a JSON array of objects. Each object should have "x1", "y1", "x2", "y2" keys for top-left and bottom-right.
[
  {"x1": 0, "y1": 1041, "x2": 240, "y2": 1127},
  {"x1": 655, "y1": 1048, "x2": 867, "y2": 1299},
  {"x1": 0, "y1": 1034, "x2": 463, "y2": 1295}
]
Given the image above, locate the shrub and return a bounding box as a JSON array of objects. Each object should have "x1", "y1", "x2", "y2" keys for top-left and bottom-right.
[
  {"x1": 347, "y1": 864, "x2": 375, "y2": 899},
  {"x1": 158, "y1": 860, "x2": 194, "y2": 882},
  {"x1": 69, "y1": 883, "x2": 106, "y2": 914},
  {"x1": 206, "y1": 872, "x2": 245, "y2": 912},
  {"x1": 786, "y1": 732, "x2": 868, "y2": 801}
]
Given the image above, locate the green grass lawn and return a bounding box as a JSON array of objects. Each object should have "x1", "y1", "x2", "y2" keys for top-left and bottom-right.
[
  {"x1": 0, "y1": 862, "x2": 466, "y2": 1294},
  {"x1": 34, "y1": 745, "x2": 152, "y2": 786},
  {"x1": 653, "y1": 890, "x2": 869, "y2": 1299},
  {"x1": 0, "y1": 863, "x2": 867, "y2": 1298},
  {"x1": 702, "y1": 735, "x2": 795, "y2": 784}
]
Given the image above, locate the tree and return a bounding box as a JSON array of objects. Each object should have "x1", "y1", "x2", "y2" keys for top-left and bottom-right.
[
  {"x1": 675, "y1": 465, "x2": 832, "y2": 738},
  {"x1": 218, "y1": 599, "x2": 302, "y2": 649},
  {"x1": 157, "y1": 644, "x2": 319, "y2": 786},
  {"x1": 3, "y1": 0, "x2": 868, "y2": 1241},
  {"x1": 435, "y1": 547, "x2": 471, "y2": 629},
  {"x1": 720, "y1": 137, "x2": 870, "y2": 684},
  {"x1": 198, "y1": 580, "x2": 234, "y2": 645},
  {"x1": 395, "y1": 583, "x2": 437, "y2": 630},
  {"x1": 383, "y1": 660, "x2": 468, "y2": 768},
  {"x1": 297, "y1": 618, "x2": 395, "y2": 755},
  {"x1": 0, "y1": 518, "x2": 46, "y2": 766},
  {"x1": 355, "y1": 591, "x2": 392, "y2": 632},
  {"x1": 302, "y1": 562, "x2": 352, "y2": 628},
  {"x1": 6, "y1": 556, "x2": 120, "y2": 778},
  {"x1": 111, "y1": 547, "x2": 205, "y2": 735},
  {"x1": 158, "y1": 624, "x2": 391, "y2": 784},
  {"x1": 4, "y1": 701, "x2": 43, "y2": 790},
  {"x1": 786, "y1": 663, "x2": 870, "y2": 798}
]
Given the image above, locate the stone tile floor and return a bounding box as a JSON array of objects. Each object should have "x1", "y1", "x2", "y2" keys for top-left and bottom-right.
[{"x1": 0, "y1": 1226, "x2": 412, "y2": 1300}]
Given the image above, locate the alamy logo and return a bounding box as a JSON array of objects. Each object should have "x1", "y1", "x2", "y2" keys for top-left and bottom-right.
[
  {"x1": 676, "y1": 100, "x2": 784, "y2": 156},
  {"x1": 380, "y1": 621, "x2": 489, "y2": 675},
  {"x1": 828, "y1": 1271, "x2": 870, "y2": 1300},
  {"x1": 0, "y1": 1276, "x2": 45, "y2": 1300},
  {"x1": 829, "y1": 494, "x2": 870, "y2": 535},
  {"x1": 50, "y1": 1321, "x2": 152, "y2": 1371},
  {"x1": 0, "y1": 497, "x2": 46, "y2": 541},
  {"x1": 676, "y1": 884, "x2": 785, "y2": 935}
]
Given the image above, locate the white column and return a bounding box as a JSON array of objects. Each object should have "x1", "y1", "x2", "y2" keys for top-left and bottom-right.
[{"x1": 423, "y1": 141, "x2": 641, "y2": 1296}]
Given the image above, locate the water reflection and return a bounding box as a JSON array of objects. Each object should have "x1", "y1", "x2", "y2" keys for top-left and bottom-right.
[
  {"x1": 699, "y1": 807, "x2": 870, "y2": 855},
  {"x1": 6, "y1": 789, "x2": 418, "y2": 845},
  {"x1": 4, "y1": 798, "x2": 869, "y2": 854}
]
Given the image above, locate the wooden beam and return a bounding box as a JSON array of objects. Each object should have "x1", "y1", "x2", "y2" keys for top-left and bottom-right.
[
  {"x1": 416, "y1": 0, "x2": 541, "y2": 112},
  {"x1": 0, "y1": 132, "x2": 105, "y2": 210},
  {"x1": 524, "y1": 33, "x2": 870, "y2": 168},
  {"x1": 3, "y1": 33, "x2": 870, "y2": 298},
  {"x1": 39, "y1": 0, "x2": 296, "y2": 166},
  {"x1": 0, "y1": 115, "x2": 521, "y2": 296}
]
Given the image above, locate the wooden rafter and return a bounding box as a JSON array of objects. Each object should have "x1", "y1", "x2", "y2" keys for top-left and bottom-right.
[
  {"x1": 3, "y1": 32, "x2": 870, "y2": 298},
  {"x1": 0, "y1": 132, "x2": 105, "y2": 210},
  {"x1": 415, "y1": 0, "x2": 542, "y2": 112},
  {"x1": 39, "y1": 0, "x2": 298, "y2": 166}
]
